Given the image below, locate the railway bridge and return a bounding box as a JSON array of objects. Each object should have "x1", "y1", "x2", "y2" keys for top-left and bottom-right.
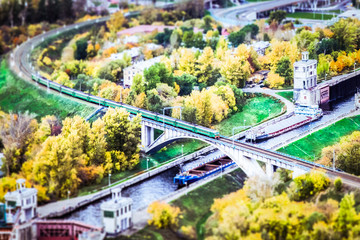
[{"x1": 10, "y1": 9, "x2": 360, "y2": 187}]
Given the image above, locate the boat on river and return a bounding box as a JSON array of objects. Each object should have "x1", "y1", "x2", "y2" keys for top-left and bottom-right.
[{"x1": 173, "y1": 156, "x2": 235, "y2": 186}]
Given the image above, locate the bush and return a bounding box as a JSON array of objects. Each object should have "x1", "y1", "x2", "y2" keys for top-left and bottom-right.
[{"x1": 334, "y1": 177, "x2": 342, "y2": 191}]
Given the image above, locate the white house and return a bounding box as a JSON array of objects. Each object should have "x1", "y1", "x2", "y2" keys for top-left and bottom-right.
[
  {"x1": 123, "y1": 56, "x2": 162, "y2": 87},
  {"x1": 5, "y1": 179, "x2": 37, "y2": 224},
  {"x1": 101, "y1": 188, "x2": 133, "y2": 235},
  {"x1": 293, "y1": 51, "x2": 318, "y2": 106}
]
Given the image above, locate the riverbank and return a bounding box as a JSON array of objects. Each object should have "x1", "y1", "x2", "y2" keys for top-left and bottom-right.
[{"x1": 278, "y1": 114, "x2": 360, "y2": 160}]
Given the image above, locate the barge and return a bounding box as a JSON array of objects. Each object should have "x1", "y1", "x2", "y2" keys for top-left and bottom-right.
[
  {"x1": 246, "y1": 105, "x2": 323, "y2": 141},
  {"x1": 174, "y1": 156, "x2": 235, "y2": 185}
]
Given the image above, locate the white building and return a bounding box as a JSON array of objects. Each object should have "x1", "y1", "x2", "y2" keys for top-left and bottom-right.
[
  {"x1": 249, "y1": 41, "x2": 270, "y2": 56},
  {"x1": 123, "y1": 56, "x2": 162, "y2": 87},
  {"x1": 101, "y1": 188, "x2": 133, "y2": 235},
  {"x1": 109, "y1": 47, "x2": 141, "y2": 61},
  {"x1": 293, "y1": 52, "x2": 318, "y2": 106},
  {"x1": 5, "y1": 179, "x2": 37, "y2": 224}
]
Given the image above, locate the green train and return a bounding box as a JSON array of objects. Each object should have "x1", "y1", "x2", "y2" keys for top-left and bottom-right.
[{"x1": 31, "y1": 74, "x2": 220, "y2": 138}]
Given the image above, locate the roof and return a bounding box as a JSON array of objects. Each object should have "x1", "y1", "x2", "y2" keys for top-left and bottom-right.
[
  {"x1": 5, "y1": 188, "x2": 37, "y2": 200},
  {"x1": 124, "y1": 56, "x2": 162, "y2": 71},
  {"x1": 262, "y1": 115, "x2": 309, "y2": 135},
  {"x1": 294, "y1": 59, "x2": 317, "y2": 67},
  {"x1": 117, "y1": 25, "x2": 176, "y2": 36},
  {"x1": 100, "y1": 197, "x2": 133, "y2": 210}
]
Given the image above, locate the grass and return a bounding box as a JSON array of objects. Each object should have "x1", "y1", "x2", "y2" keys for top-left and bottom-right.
[
  {"x1": 215, "y1": 96, "x2": 284, "y2": 136},
  {"x1": 286, "y1": 12, "x2": 334, "y2": 20},
  {"x1": 0, "y1": 60, "x2": 95, "y2": 121},
  {"x1": 276, "y1": 91, "x2": 293, "y2": 102},
  {"x1": 278, "y1": 115, "x2": 360, "y2": 161}
]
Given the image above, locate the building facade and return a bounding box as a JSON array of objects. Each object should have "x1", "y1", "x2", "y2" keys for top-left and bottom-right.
[
  {"x1": 101, "y1": 188, "x2": 133, "y2": 235},
  {"x1": 293, "y1": 51, "x2": 318, "y2": 106}
]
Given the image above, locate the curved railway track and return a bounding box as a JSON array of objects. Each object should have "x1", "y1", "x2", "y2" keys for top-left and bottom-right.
[{"x1": 10, "y1": 11, "x2": 360, "y2": 188}]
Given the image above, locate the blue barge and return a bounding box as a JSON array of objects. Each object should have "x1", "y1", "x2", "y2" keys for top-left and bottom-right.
[{"x1": 173, "y1": 156, "x2": 235, "y2": 185}]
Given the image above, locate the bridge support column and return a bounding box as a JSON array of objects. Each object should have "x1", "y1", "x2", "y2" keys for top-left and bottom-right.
[
  {"x1": 141, "y1": 125, "x2": 154, "y2": 148},
  {"x1": 292, "y1": 168, "x2": 307, "y2": 179},
  {"x1": 266, "y1": 162, "x2": 275, "y2": 178}
]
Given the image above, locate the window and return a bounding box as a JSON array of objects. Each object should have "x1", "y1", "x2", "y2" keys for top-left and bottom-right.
[
  {"x1": 295, "y1": 67, "x2": 299, "y2": 71},
  {"x1": 26, "y1": 198, "x2": 31, "y2": 205},
  {"x1": 303, "y1": 67, "x2": 306, "y2": 72},
  {"x1": 117, "y1": 210, "x2": 119, "y2": 217},
  {"x1": 7, "y1": 201, "x2": 16, "y2": 207},
  {"x1": 129, "y1": 205, "x2": 131, "y2": 211},
  {"x1": 104, "y1": 211, "x2": 114, "y2": 218},
  {"x1": 121, "y1": 208, "x2": 123, "y2": 215},
  {"x1": 310, "y1": 71, "x2": 312, "y2": 75},
  {"x1": 125, "y1": 206, "x2": 127, "y2": 213},
  {"x1": 303, "y1": 81, "x2": 305, "y2": 88}
]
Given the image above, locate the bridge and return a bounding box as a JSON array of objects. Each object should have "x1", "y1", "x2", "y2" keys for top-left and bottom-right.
[{"x1": 10, "y1": 10, "x2": 360, "y2": 187}]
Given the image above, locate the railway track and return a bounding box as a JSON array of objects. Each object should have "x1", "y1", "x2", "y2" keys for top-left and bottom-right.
[
  {"x1": 10, "y1": 11, "x2": 360, "y2": 188},
  {"x1": 220, "y1": 137, "x2": 360, "y2": 186}
]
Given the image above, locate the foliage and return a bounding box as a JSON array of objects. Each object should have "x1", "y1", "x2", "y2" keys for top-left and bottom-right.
[
  {"x1": 331, "y1": 18, "x2": 359, "y2": 52},
  {"x1": 74, "y1": 38, "x2": 88, "y2": 60},
  {"x1": 266, "y1": 72, "x2": 284, "y2": 89},
  {"x1": 288, "y1": 171, "x2": 330, "y2": 201},
  {"x1": 228, "y1": 24, "x2": 259, "y2": 47},
  {"x1": 144, "y1": 63, "x2": 174, "y2": 90},
  {"x1": 174, "y1": 74, "x2": 195, "y2": 96},
  {"x1": 334, "y1": 178, "x2": 342, "y2": 192},
  {"x1": 106, "y1": 11, "x2": 128, "y2": 33},
  {"x1": 148, "y1": 201, "x2": 181, "y2": 229},
  {"x1": 268, "y1": 10, "x2": 287, "y2": 24},
  {"x1": 275, "y1": 56, "x2": 293, "y2": 86}
]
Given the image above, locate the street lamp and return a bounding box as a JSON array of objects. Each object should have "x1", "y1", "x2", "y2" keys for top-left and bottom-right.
[
  {"x1": 325, "y1": 73, "x2": 327, "y2": 81},
  {"x1": 181, "y1": 144, "x2": 184, "y2": 158},
  {"x1": 355, "y1": 62, "x2": 357, "y2": 73},
  {"x1": 333, "y1": 149, "x2": 336, "y2": 170},
  {"x1": 232, "y1": 125, "x2": 247, "y2": 147},
  {"x1": 108, "y1": 173, "x2": 111, "y2": 187},
  {"x1": 147, "y1": 158, "x2": 150, "y2": 170},
  {"x1": 67, "y1": 190, "x2": 70, "y2": 200}
]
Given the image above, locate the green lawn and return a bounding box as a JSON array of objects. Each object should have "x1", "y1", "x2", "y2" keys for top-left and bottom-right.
[
  {"x1": 276, "y1": 91, "x2": 293, "y2": 102},
  {"x1": 216, "y1": 96, "x2": 284, "y2": 136},
  {"x1": 0, "y1": 60, "x2": 95, "y2": 120},
  {"x1": 286, "y1": 12, "x2": 334, "y2": 20},
  {"x1": 278, "y1": 115, "x2": 360, "y2": 161}
]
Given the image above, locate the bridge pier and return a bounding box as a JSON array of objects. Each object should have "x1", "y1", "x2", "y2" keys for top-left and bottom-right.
[
  {"x1": 141, "y1": 125, "x2": 154, "y2": 148},
  {"x1": 266, "y1": 162, "x2": 275, "y2": 178}
]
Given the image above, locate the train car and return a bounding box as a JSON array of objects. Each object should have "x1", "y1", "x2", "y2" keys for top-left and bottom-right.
[{"x1": 30, "y1": 73, "x2": 221, "y2": 139}]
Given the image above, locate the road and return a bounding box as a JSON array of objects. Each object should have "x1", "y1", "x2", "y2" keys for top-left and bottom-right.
[{"x1": 211, "y1": 0, "x2": 308, "y2": 25}]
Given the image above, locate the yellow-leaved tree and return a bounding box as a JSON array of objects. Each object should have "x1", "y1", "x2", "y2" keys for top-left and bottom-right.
[
  {"x1": 147, "y1": 201, "x2": 181, "y2": 229},
  {"x1": 267, "y1": 72, "x2": 285, "y2": 89}
]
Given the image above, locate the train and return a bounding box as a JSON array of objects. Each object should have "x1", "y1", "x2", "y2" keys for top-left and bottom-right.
[{"x1": 31, "y1": 74, "x2": 220, "y2": 139}]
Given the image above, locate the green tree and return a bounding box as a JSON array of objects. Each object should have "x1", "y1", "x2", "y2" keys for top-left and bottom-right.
[
  {"x1": 331, "y1": 18, "x2": 358, "y2": 52},
  {"x1": 147, "y1": 89, "x2": 163, "y2": 113},
  {"x1": 131, "y1": 74, "x2": 145, "y2": 95},
  {"x1": 144, "y1": 63, "x2": 173, "y2": 90},
  {"x1": 275, "y1": 56, "x2": 293, "y2": 86},
  {"x1": 335, "y1": 193, "x2": 359, "y2": 238},
  {"x1": 75, "y1": 38, "x2": 88, "y2": 60},
  {"x1": 174, "y1": 74, "x2": 195, "y2": 96},
  {"x1": 268, "y1": 10, "x2": 287, "y2": 24}
]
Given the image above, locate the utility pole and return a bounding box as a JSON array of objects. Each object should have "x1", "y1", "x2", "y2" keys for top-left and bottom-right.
[{"x1": 333, "y1": 149, "x2": 336, "y2": 170}]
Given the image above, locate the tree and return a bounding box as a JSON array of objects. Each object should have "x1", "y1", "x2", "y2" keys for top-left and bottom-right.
[
  {"x1": 293, "y1": 29, "x2": 319, "y2": 51},
  {"x1": 106, "y1": 11, "x2": 127, "y2": 33},
  {"x1": 74, "y1": 38, "x2": 88, "y2": 60},
  {"x1": 102, "y1": 108, "x2": 141, "y2": 170},
  {"x1": 144, "y1": 63, "x2": 173, "y2": 90},
  {"x1": 220, "y1": 52, "x2": 251, "y2": 87},
  {"x1": 331, "y1": 18, "x2": 358, "y2": 52},
  {"x1": 174, "y1": 74, "x2": 195, "y2": 96},
  {"x1": 275, "y1": 56, "x2": 293, "y2": 86},
  {"x1": 228, "y1": 30, "x2": 245, "y2": 47},
  {"x1": 148, "y1": 201, "x2": 181, "y2": 229},
  {"x1": 195, "y1": 47, "x2": 215, "y2": 85},
  {"x1": 266, "y1": 72, "x2": 285, "y2": 89},
  {"x1": 88, "y1": 119, "x2": 107, "y2": 166},
  {"x1": 202, "y1": 15, "x2": 213, "y2": 33},
  {"x1": 131, "y1": 74, "x2": 145, "y2": 95},
  {"x1": 334, "y1": 193, "x2": 358, "y2": 238},
  {"x1": 268, "y1": 10, "x2": 287, "y2": 24},
  {"x1": 147, "y1": 89, "x2": 163, "y2": 113},
  {"x1": 1, "y1": 112, "x2": 37, "y2": 175}
]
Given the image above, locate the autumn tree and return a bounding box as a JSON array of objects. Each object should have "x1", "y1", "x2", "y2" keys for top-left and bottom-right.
[
  {"x1": 331, "y1": 18, "x2": 358, "y2": 52},
  {"x1": 148, "y1": 201, "x2": 181, "y2": 229},
  {"x1": 102, "y1": 108, "x2": 141, "y2": 172},
  {"x1": 220, "y1": 51, "x2": 251, "y2": 88},
  {"x1": 1, "y1": 112, "x2": 37, "y2": 175},
  {"x1": 195, "y1": 47, "x2": 216, "y2": 85},
  {"x1": 106, "y1": 11, "x2": 128, "y2": 33}
]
